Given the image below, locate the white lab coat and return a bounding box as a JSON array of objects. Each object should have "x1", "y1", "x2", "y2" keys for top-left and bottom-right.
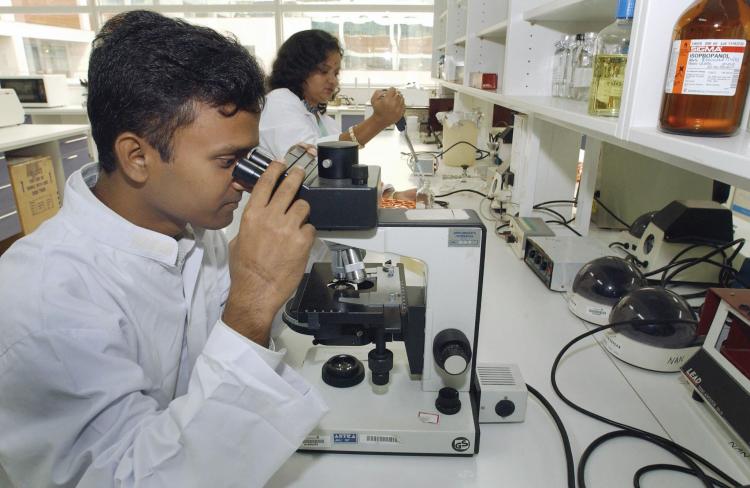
[
  {"x1": 0, "y1": 163, "x2": 327, "y2": 488},
  {"x1": 259, "y1": 88, "x2": 340, "y2": 159}
]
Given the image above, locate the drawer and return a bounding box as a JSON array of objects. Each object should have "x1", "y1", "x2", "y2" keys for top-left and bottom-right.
[
  {"x1": 0, "y1": 184, "x2": 16, "y2": 215},
  {"x1": 62, "y1": 147, "x2": 94, "y2": 179},
  {"x1": 0, "y1": 211, "x2": 21, "y2": 241},
  {"x1": 58, "y1": 135, "x2": 90, "y2": 158},
  {"x1": 0, "y1": 153, "x2": 7, "y2": 188}
]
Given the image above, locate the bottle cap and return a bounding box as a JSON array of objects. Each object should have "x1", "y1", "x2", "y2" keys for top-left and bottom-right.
[{"x1": 616, "y1": 0, "x2": 636, "y2": 19}]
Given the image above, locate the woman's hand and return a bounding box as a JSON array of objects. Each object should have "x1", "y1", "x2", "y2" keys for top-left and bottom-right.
[{"x1": 370, "y1": 87, "x2": 405, "y2": 127}]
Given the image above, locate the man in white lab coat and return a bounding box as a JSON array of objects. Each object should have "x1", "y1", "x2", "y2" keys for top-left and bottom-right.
[{"x1": 0, "y1": 10, "x2": 326, "y2": 488}]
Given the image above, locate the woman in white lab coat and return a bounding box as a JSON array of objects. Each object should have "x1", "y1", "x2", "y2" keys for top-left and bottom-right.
[{"x1": 259, "y1": 29, "x2": 413, "y2": 200}]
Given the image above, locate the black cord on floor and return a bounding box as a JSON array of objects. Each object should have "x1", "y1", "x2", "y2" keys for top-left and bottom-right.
[
  {"x1": 551, "y1": 320, "x2": 741, "y2": 488},
  {"x1": 526, "y1": 384, "x2": 576, "y2": 488}
]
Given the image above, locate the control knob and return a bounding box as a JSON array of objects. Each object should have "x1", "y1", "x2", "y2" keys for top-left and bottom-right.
[{"x1": 433, "y1": 329, "x2": 472, "y2": 375}]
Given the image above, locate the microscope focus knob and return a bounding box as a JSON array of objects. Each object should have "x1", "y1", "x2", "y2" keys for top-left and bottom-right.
[
  {"x1": 435, "y1": 387, "x2": 461, "y2": 415},
  {"x1": 351, "y1": 164, "x2": 369, "y2": 185},
  {"x1": 433, "y1": 329, "x2": 472, "y2": 375}
]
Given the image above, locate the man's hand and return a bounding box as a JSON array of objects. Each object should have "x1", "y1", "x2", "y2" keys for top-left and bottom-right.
[
  {"x1": 223, "y1": 162, "x2": 315, "y2": 347},
  {"x1": 370, "y1": 88, "x2": 405, "y2": 128}
]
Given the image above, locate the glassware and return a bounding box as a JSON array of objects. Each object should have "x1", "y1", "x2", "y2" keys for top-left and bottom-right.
[
  {"x1": 552, "y1": 36, "x2": 571, "y2": 97},
  {"x1": 415, "y1": 178, "x2": 435, "y2": 209},
  {"x1": 562, "y1": 34, "x2": 582, "y2": 98},
  {"x1": 659, "y1": 0, "x2": 750, "y2": 136},
  {"x1": 588, "y1": 0, "x2": 636, "y2": 116},
  {"x1": 570, "y1": 32, "x2": 598, "y2": 100}
]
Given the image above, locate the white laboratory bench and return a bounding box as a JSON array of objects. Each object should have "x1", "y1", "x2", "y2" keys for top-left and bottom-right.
[{"x1": 268, "y1": 130, "x2": 750, "y2": 488}]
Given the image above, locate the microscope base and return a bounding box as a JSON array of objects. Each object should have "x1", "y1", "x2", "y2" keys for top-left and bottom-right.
[{"x1": 298, "y1": 345, "x2": 479, "y2": 456}]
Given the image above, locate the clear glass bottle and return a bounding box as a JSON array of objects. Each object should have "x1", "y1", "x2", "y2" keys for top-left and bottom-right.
[
  {"x1": 415, "y1": 179, "x2": 435, "y2": 209},
  {"x1": 552, "y1": 36, "x2": 572, "y2": 97},
  {"x1": 563, "y1": 34, "x2": 583, "y2": 98},
  {"x1": 588, "y1": 0, "x2": 636, "y2": 116},
  {"x1": 552, "y1": 38, "x2": 567, "y2": 97},
  {"x1": 571, "y1": 32, "x2": 598, "y2": 100},
  {"x1": 659, "y1": 0, "x2": 750, "y2": 136}
]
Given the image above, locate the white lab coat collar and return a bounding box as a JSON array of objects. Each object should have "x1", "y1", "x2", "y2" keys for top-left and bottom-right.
[{"x1": 62, "y1": 163, "x2": 200, "y2": 267}]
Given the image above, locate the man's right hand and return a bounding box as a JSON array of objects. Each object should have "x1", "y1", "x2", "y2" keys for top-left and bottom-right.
[{"x1": 223, "y1": 162, "x2": 315, "y2": 347}]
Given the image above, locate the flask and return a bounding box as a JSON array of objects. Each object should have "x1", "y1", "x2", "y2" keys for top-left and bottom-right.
[
  {"x1": 659, "y1": 0, "x2": 750, "y2": 136},
  {"x1": 415, "y1": 179, "x2": 435, "y2": 209},
  {"x1": 588, "y1": 0, "x2": 636, "y2": 116},
  {"x1": 552, "y1": 37, "x2": 570, "y2": 97},
  {"x1": 571, "y1": 32, "x2": 598, "y2": 100},
  {"x1": 563, "y1": 34, "x2": 583, "y2": 98}
]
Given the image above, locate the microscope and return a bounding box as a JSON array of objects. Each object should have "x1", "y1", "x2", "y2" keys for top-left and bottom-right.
[{"x1": 234, "y1": 141, "x2": 486, "y2": 455}]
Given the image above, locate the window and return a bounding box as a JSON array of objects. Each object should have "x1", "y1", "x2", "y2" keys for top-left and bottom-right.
[
  {"x1": 282, "y1": 11, "x2": 433, "y2": 86},
  {"x1": 0, "y1": 13, "x2": 93, "y2": 78},
  {"x1": 0, "y1": 1, "x2": 433, "y2": 85}
]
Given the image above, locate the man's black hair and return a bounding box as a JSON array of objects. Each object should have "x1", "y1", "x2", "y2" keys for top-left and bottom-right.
[
  {"x1": 87, "y1": 10, "x2": 266, "y2": 172},
  {"x1": 268, "y1": 29, "x2": 343, "y2": 112}
]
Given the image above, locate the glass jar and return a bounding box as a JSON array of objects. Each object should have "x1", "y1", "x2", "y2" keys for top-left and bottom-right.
[
  {"x1": 588, "y1": 0, "x2": 636, "y2": 116},
  {"x1": 659, "y1": 0, "x2": 750, "y2": 136}
]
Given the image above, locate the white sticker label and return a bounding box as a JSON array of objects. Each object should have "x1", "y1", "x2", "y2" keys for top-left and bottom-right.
[
  {"x1": 587, "y1": 306, "x2": 607, "y2": 316},
  {"x1": 665, "y1": 39, "x2": 746, "y2": 96},
  {"x1": 418, "y1": 411, "x2": 440, "y2": 424},
  {"x1": 302, "y1": 434, "x2": 330, "y2": 448},
  {"x1": 361, "y1": 434, "x2": 400, "y2": 444}
]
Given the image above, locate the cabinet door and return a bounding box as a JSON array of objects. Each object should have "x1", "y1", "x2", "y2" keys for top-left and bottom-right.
[
  {"x1": 0, "y1": 211, "x2": 21, "y2": 241},
  {"x1": 58, "y1": 135, "x2": 90, "y2": 158},
  {"x1": 62, "y1": 148, "x2": 94, "y2": 179},
  {"x1": 0, "y1": 153, "x2": 8, "y2": 188}
]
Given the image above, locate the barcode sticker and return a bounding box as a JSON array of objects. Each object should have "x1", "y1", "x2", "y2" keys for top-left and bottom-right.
[
  {"x1": 302, "y1": 435, "x2": 330, "y2": 448},
  {"x1": 361, "y1": 434, "x2": 400, "y2": 445}
]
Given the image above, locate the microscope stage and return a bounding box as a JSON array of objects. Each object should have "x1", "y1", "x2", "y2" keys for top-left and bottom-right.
[{"x1": 299, "y1": 344, "x2": 478, "y2": 456}]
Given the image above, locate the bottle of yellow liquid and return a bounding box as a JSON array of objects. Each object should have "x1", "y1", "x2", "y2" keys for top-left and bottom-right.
[{"x1": 588, "y1": 0, "x2": 636, "y2": 116}]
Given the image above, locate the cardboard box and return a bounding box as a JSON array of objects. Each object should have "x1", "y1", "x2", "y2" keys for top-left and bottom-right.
[{"x1": 7, "y1": 155, "x2": 60, "y2": 234}]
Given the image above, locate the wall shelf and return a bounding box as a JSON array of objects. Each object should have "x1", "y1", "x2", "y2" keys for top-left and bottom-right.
[
  {"x1": 629, "y1": 127, "x2": 750, "y2": 189},
  {"x1": 477, "y1": 20, "x2": 508, "y2": 41},
  {"x1": 523, "y1": 0, "x2": 618, "y2": 23},
  {"x1": 454, "y1": 35, "x2": 467, "y2": 46}
]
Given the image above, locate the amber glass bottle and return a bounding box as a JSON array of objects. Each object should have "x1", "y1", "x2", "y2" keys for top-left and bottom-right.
[{"x1": 659, "y1": 0, "x2": 750, "y2": 136}]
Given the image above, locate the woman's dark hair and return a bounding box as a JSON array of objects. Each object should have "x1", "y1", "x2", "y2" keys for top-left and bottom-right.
[
  {"x1": 87, "y1": 10, "x2": 266, "y2": 172},
  {"x1": 268, "y1": 29, "x2": 343, "y2": 111}
]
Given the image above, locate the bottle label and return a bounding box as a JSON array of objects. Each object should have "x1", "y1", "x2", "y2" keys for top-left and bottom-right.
[
  {"x1": 596, "y1": 76, "x2": 624, "y2": 103},
  {"x1": 665, "y1": 39, "x2": 746, "y2": 96}
]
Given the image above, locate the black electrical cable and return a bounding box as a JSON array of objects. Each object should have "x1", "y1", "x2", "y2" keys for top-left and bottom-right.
[
  {"x1": 578, "y1": 430, "x2": 715, "y2": 488},
  {"x1": 633, "y1": 464, "x2": 732, "y2": 488},
  {"x1": 535, "y1": 206, "x2": 570, "y2": 224},
  {"x1": 660, "y1": 240, "x2": 746, "y2": 287},
  {"x1": 609, "y1": 242, "x2": 648, "y2": 267},
  {"x1": 641, "y1": 239, "x2": 744, "y2": 279},
  {"x1": 526, "y1": 384, "x2": 576, "y2": 488},
  {"x1": 432, "y1": 140, "x2": 490, "y2": 160},
  {"x1": 594, "y1": 197, "x2": 631, "y2": 228},
  {"x1": 545, "y1": 220, "x2": 582, "y2": 237},
  {"x1": 534, "y1": 199, "x2": 578, "y2": 207},
  {"x1": 434, "y1": 189, "x2": 487, "y2": 198},
  {"x1": 551, "y1": 321, "x2": 742, "y2": 488}
]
